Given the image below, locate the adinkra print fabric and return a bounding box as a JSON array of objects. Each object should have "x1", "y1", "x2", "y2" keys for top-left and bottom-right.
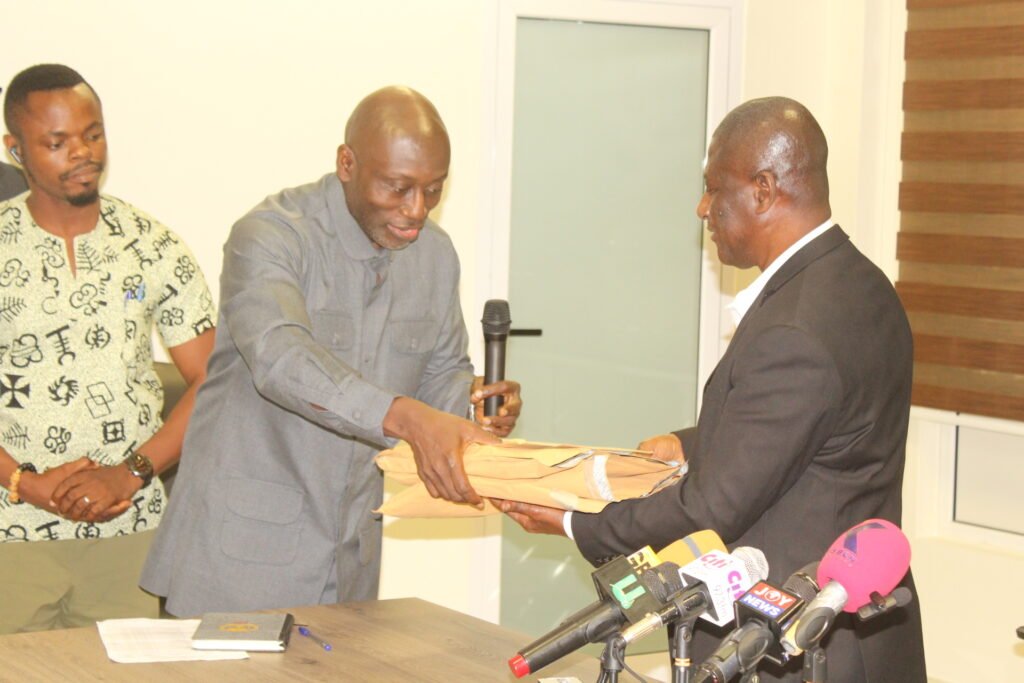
[{"x1": 0, "y1": 195, "x2": 214, "y2": 542}]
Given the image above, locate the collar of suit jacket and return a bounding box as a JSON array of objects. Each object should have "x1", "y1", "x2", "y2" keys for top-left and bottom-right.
[{"x1": 759, "y1": 224, "x2": 849, "y2": 303}]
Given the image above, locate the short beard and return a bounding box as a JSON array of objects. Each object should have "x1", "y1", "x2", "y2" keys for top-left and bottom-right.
[{"x1": 68, "y1": 190, "x2": 100, "y2": 207}]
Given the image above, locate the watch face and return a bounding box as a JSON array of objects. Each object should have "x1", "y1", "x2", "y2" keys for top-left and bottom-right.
[{"x1": 130, "y1": 452, "x2": 154, "y2": 478}]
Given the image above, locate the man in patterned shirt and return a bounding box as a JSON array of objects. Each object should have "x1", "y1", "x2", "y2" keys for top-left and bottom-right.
[{"x1": 0, "y1": 64, "x2": 215, "y2": 632}]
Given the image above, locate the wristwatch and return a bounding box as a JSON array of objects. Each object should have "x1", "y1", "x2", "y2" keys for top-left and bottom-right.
[{"x1": 124, "y1": 451, "x2": 154, "y2": 488}]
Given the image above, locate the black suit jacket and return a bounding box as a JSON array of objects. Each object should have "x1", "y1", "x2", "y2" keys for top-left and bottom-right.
[
  {"x1": 573, "y1": 226, "x2": 926, "y2": 682},
  {"x1": 0, "y1": 162, "x2": 27, "y2": 201}
]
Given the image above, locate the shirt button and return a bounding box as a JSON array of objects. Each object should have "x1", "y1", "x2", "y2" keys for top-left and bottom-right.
[{"x1": 353, "y1": 410, "x2": 362, "y2": 421}]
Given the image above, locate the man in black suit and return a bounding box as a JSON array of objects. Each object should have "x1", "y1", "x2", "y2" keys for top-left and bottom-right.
[{"x1": 498, "y1": 97, "x2": 926, "y2": 682}]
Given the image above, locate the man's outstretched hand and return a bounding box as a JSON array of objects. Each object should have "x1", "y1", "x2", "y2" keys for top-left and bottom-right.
[
  {"x1": 492, "y1": 498, "x2": 567, "y2": 536},
  {"x1": 637, "y1": 433, "x2": 685, "y2": 462},
  {"x1": 383, "y1": 396, "x2": 498, "y2": 505}
]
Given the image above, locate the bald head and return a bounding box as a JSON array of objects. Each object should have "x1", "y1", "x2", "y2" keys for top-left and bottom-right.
[
  {"x1": 712, "y1": 96, "x2": 829, "y2": 209},
  {"x1": 698, "y1": 97, "x2": 833, "y2": 270},
  {"x1": 344, "y1": 86, "x2": 449, "y2": 156},
  {"x1": 336, "y1": 86, "x2": 451, "y2": 251}
]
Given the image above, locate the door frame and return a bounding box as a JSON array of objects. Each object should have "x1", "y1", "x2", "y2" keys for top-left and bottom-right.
[
  {"x1": 477, "y1": 0, "x2": 744, "y2": 405},
  {"x1": 472, "y1": 0, "x2": 745, "y2": 622}
]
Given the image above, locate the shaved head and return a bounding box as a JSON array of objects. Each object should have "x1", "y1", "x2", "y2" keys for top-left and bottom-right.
[
  {"x1": 698, "y1": 97, "x2": 832, "y2": 270},
  {"x1": 344, "y1": 86, "x2": 449, "y2": 158},
  {"x1": 336, "y1": 86, "x2": 451, "y2": 250},
  {"x1": 712, "y1": 96, "x2": 829, "y2": 208}
]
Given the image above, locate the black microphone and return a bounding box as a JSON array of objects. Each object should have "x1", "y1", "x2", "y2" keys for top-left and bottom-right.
[
  {"x1": 619, "y1": 547, "x2": 769, "y2": 644},
  {"x1": 694, "y1": 563, "x2": 818, "y2": 683},
  {"x1": 508, "y1": 532, "x2": 729, "y2": 678},
  {"x1": 481, "y1": 299, "x2": 511, "y2": 417},
  {"x1": 508, "y1": 553, "x2": 662, "y2": 678}
]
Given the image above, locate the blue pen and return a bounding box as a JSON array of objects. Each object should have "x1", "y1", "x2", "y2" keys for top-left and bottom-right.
[{"x1": 297, "y1": 625, "x2": 332, "y2": 651}]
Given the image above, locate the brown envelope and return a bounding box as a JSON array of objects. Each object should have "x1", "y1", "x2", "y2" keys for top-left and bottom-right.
[{"x1": 374, "y1": 439, "x2": 683, "y2": 518}]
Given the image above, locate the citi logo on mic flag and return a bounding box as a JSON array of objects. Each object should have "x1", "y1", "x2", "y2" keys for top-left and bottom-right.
[
  {"x1": 694, "y1": 551, "x2": 747, "y2": 599},
  {"x1": 738, "y1": 582, "x2": 799, "y2": 620}
]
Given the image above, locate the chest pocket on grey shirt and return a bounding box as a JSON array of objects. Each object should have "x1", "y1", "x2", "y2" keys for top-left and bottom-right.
[
  {"x1": 389, "y1": 319, "x2": 435, "y2": 354},
  {"x1": 312, "y1": 311, "x2": 355, "y2": 351},
  {"x1": 388, "y1": 320, "x2": 436, "y2": 392}
]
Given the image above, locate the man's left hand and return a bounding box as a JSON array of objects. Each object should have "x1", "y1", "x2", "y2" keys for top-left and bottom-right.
[
  {"x1": 51, "y1": 464, "x2": 139, "y2": 523},
  {"x1": 471, "y1": 377, "x2": 522, "y2": 437},
  {"x1": 492, "y1": 498, "x2": 566, "y2": 536}
]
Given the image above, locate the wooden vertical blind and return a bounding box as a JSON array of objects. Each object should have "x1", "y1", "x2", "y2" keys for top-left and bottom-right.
[{"x1": 898, "y1": 0, "x2": 1024, "y2": 421}]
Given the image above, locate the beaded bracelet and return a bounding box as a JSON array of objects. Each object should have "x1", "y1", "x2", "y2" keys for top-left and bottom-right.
[{"x1": 7, "y1": 462, "x2": 37, "y2": 505}]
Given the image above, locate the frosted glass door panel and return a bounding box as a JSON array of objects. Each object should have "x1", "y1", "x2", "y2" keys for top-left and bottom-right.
[{"x1": 501, "y1": 17, "x2": 709, "y2": 654}]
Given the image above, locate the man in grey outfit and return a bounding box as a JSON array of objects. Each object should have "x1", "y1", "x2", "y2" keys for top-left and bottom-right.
[{"x1": 142, "y1": 86, "x2": 521, "y2": 615}]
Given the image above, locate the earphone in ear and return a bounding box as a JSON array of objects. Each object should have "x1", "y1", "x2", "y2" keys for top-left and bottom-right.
[{"x1": 9, "y1": 147, "x2": 21, "y2": 164}]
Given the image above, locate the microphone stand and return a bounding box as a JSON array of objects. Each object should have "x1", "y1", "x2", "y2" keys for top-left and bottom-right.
[
  {"x1": 596, "y1": 634, "x2": 628, "y2": 683},
  {"x1": 668, "y1": 616, "x2": 700, "y2": 683},
  {"x1": 802, "y1": 644, "x2": 827, "y2": 683},
  {"x1": 796, "y1": 587, "x2": 911, "y2": 683}
]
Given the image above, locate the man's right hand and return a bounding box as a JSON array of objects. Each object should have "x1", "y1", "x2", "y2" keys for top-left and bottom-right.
[
  {"x1": 637, "y1": 433, "x2": 685, "y2": 462},
  {"x1": 16, "y1": 457, "x2": 97, "y2": 514},
  {"x1": 382, "y1": 397, "x2": 498, "y2": 505}
]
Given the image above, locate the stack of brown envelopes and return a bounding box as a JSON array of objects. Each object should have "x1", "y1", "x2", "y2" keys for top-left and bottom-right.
[{"x1": 374, "y1": 439, "x2": 684, "y2": 518}]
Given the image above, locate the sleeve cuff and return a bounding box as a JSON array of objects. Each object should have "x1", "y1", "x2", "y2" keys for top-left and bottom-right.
[
  {"x1": 563, "y1": 510, "x2": 575, "y2": 540},
  {"x1": 324, "y1": 377, "x2": 397, "y2": 445}
]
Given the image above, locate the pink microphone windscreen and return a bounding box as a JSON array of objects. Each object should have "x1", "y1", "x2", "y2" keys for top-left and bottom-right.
[{"x1": 816, "y1": 519, "x2": 911, "y2": 612}]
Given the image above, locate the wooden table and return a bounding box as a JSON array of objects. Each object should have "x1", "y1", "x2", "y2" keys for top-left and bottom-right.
[{"x1": 0, "y1": 597, "x2": 601, "y2": 681}]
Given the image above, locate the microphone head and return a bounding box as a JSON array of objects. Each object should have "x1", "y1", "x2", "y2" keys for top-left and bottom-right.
[
  {"x1": 482, "y1": 299, "x2": 512, "y2": 335},
  {"x1": 656, "y1": 529, "x2": 726, "y2": 566},
  {"x1": 733, "y1": 546, "x2": 769, "y2": 583},
  {"x1": 783, "y1": 562, "x2": 821, "y2": 602},
  {"x1": 641, "y1": 562, "x2": 685, "y2": 603},
  {"x1": 817, "y1": 519, "x2": 910, "y2": 612}
]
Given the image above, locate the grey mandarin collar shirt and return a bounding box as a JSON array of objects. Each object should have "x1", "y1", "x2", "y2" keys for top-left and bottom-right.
[
  {"x1": 213, "y1": 172, "x2": 473, "y2": 447},
  {"x1": 142, "y1": 172, "x2": 475, "y2": 612}
]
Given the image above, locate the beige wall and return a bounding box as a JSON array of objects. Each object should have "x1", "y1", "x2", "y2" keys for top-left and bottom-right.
[
  {"x1": 5, "y1": 2, "x2": 1022, "y2": 681},
  {"x1": 4, "y1": 0, "x2": 491, "y2": 312},
  {"x1": 4, "y1": 0, "x2": 500, "y2": 621}
]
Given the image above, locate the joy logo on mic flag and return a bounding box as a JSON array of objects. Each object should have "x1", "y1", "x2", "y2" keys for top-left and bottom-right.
[{"x1": 738, "y1": 582, "x2": 800, "y2": 620}]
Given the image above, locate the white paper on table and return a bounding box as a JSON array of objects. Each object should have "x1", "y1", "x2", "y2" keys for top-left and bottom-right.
[{"x1": 96, "y1": 618, "x2": 249, "y2": 663}]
